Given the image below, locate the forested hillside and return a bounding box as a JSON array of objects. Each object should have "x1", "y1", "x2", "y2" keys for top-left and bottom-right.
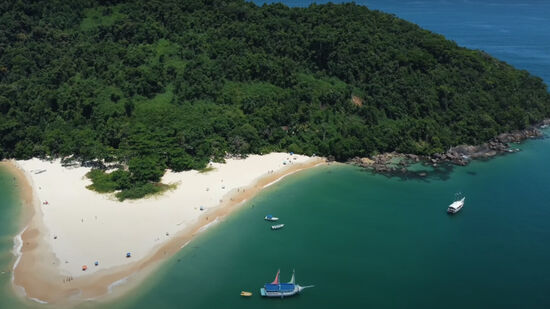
[{"x1": 1, "y1": 0, "x2": 549, "y2": 199}]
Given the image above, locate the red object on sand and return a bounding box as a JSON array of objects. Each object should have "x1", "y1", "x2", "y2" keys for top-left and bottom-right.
[{"x1": 82, "y1": 265, "x2": 87, "y2": 271}]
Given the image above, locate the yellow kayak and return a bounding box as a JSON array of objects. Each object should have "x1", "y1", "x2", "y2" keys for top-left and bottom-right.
[{"x1": 240, "y1": 291, "x2": 252, "y2": 297}]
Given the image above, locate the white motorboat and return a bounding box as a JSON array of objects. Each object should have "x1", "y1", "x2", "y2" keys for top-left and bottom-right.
[
  {"x1": 264, "y1": 215, "x2": 279, "y2": 221},
  {"x1": 447, "y1": 195, "x2": 465, "y2": 214}
]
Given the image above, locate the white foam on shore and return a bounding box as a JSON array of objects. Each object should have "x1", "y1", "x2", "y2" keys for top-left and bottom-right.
[
  {"x1": 263, "y1": 161, "x2": 325, "y2": 189},
  {"x1": 107, "y1": 275, "x2": 132, "y2": 294},
  {"x1": 11, "y1": 225, "x2": 27, "y2": 282},
  {"x1": 197, "y1": 217, "x2": 219, "y2": 233},
  {"x1": 11, "y1": 225, "x2": 32, "y2": 299},
  {"x1": 180, "y1": 240, "x2": 191, "y2": 250},
  {"x1": 29, "y1": 297, "x2": 48, "y2": 304},
  {"x1": 263, "y1": 170, "x2": 299, "y2": 188}
]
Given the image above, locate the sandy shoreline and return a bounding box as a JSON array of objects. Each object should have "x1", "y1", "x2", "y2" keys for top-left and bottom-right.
[{"x1": 1, "y1": 153, "x2": 325, "y2": 305}]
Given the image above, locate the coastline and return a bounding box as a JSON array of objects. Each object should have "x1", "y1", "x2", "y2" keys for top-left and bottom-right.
[
  {"x1": 1, "y1": 153, "x2": 326, "y2": 305},
  {"x1": 4, "y1": 122, "x2": 546, "y2": 305},
  {"x1": 351, "y1": 120, "x2": 550, "y2": 175}
]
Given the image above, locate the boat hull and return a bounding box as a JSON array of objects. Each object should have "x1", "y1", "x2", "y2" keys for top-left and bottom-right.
[
  {"x1": 447, "y1": 204, "x2": 463, "y2": 214},
  {"x1": 260, "y1": 287, "x2": 301, "y2": 298},
  {"x1": 447, "y1": 197, "x2": 465, "y2": 214}
]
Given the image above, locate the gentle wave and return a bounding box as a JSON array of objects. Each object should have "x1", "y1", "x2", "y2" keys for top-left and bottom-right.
[
  {"x1": 180, "y1": 240, "x2": 191, "y2": 250},
  {"x1": 197, "y1": 218, "x2": 219, "y2": 233},
  {"x1": 11, "y1": 225, "x2": 27, "y2": 282},
  {"x1": 108, "y1": 275, "x2": 131, "y2": 294},
  {"x1": 29, "y1": 297, "x2": 48, "y2": 304}
]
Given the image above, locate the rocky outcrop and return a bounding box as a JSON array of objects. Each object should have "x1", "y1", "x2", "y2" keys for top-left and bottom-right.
[
  {"x1": 494, "y1": 128, "x2": 542, "y2": 143},
  {"x1": 437, "y1": 127, "x2": 543, "y2": 165},
  {"x1": 350, "y1": 120, "x2": 548, "y2": 175},
  {"x1": 350, "y1": 152, "x2": 416, "y2": 173}
]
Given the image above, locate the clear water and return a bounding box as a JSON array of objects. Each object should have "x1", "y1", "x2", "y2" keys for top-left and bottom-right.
[
  {"x1": 1, "y1": 1, "x2": 550, "y2": 308},
  {"x1": 0, "y1": 167, "x2": 26, "y2": 308}
]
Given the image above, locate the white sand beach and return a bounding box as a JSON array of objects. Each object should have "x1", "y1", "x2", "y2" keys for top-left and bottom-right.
[{"x1": 5, "y1": 153, "x2": 325, "y2": 304}]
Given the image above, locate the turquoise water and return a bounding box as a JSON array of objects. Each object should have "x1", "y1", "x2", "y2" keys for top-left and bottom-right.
[
  {"x1": 1, "y1": 1, "x2": 550, "y2": 308},
  {"x1": 0, "y1": 168, "x2": 27, "y2": 308}
]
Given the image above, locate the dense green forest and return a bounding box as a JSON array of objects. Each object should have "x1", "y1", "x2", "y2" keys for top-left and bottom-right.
[{"x1": 1, "y1": 0, "x2": 549, "y2": 199}]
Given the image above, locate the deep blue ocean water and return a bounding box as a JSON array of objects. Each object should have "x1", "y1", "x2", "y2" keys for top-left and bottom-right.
[{"x1": 0, "y1": 1, "x2": 549, "y2": 308}]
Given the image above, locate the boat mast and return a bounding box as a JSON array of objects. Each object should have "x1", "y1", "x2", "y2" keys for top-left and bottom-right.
[
  {"x1": 271, "y1": 269, "x2": 280, "y2": 284},
  {"x1": 288, "y1": 269, "x2": 295, "y2": 284}
]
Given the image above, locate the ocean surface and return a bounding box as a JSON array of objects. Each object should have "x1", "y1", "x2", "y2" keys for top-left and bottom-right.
[{"x1": 1, "y1": 0, "x2": 550, "y2": 308}]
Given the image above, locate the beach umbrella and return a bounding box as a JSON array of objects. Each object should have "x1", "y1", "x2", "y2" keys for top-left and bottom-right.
[
  {"x1": 82, "y1": 265, "x2": 87, "y2": 271},
  {"x1": 126, "y1": 252, "x2": 131, "y2": 258}
]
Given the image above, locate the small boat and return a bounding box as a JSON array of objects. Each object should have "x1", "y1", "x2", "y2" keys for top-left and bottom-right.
[
  {"x1": 260, "y1": 269, "x2": 313, "y2": 298},
  {"x1": 447, "y1": 193, "x2": 465, "y2": 214},
  {"x1": 240, "y1": 291, "x2": 252, "y2": 297},
  {"x1": 271, "y1": 224, "x2": 284, "y2": 230},
  {"x1": 264, "y1": 215, "x2": 279, "y2": 221}
]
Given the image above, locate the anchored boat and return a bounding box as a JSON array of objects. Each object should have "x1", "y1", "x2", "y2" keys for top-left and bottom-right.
[
  {"x1": 447, "y1": 193, "x2": 465, "y2": 214},
  {"x1": 271, "y1": 224, "x2": 284, "y2": 230},
  {"x1": 260, "y1": 269, "x2": 313, "y2": 298},
  {"x1": 264, "y1": 214, "x2": 279, "y2": 221}
]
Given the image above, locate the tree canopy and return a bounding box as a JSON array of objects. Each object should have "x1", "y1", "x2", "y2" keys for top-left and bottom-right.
[{"x1": 1, "y1": 0, "x2": 549, "y2": 199}]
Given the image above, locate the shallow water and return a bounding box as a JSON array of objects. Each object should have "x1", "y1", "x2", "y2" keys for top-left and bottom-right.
[
  {"x1": 1, "y1": 1, "x2": 550, "y2": 308},
  {"x1": 0, "y1": 167, "x2": 29, "y2": 308}
]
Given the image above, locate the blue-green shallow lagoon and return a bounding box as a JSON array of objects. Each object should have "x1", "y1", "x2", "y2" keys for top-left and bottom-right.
[{"x1": 0, "y1": 167, "x2": 27, "y2": 308}]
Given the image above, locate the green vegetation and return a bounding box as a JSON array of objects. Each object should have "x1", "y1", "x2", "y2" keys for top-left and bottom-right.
[
  {"x1": 86, "y1": 168, "x2": 175, "y2": 201},
  {"x1": 198, "y1": 166, "x2": 216, "y2": 174},
  {"x1": 80, "y1": 5, "x2": 126, "y2": 31},
  {"x1": 1, "y1": 0, "x2": 549, "y2": 199}
]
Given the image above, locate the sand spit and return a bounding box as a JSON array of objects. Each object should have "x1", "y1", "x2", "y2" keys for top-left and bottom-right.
[{"x1": 1, "y1": 153, "x2": 325, "y2": 305}]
